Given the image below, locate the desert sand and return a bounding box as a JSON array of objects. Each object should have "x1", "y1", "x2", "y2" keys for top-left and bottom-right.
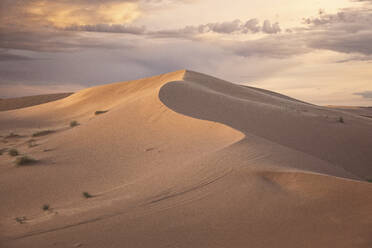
[
  {"x1": 0, "y1": 70, "x2": 371, "y2": 248},
  {"x1": 0, "y1": 93, "x2": 73, "y2": 112}
]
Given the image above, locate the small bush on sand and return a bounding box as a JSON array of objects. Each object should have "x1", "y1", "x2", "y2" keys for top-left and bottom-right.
[
  {"x1": 367, "y1": 179, "x2": 372, "y2": 183},
  {"x1": 8, "y1": 148, "x2": 19, "y2": 156},
  {"x1": 15, "y1": 156, "x2": 37, "y2": 166},
  {"x1": 70, "y1": 120, "x2": 79, "y2": 127},
  {"x1": 5, "y1": 132, "x2": 21, "y2": 139},
  {"x1": 95, "y1": 110, "x2": 108, "y2": 115},
  {"x1": 15, "y1": 216, "x2": 27, "y2": 224},
  {"x1": 339, "y1": 117, "x2": 344, "y2": 123},
  {"x1": 42, "y1": 204, "x2": 50, "y2": 211},
  {"x1": 82, "y1": 192, "x2": 93, "y2": 198},
  {"x1": 0, "y1": 148, "x2": 6, "y2": 155},
  {"x1": 32, "y1": 130, "x2": 55, "y2": 137},
  {"x1": 27, "y1": 139, "x2": 37, "y2": 148}
]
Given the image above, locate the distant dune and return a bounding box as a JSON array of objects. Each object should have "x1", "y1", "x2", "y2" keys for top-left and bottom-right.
[
  {"x1": 1, "y1": 70, "x2": 371, "y2": 248},
  {"x1": 0, "y1": 93, "x2": 73, "y2": 112},
  {"x1": 327, "y1": 105, "x2": 372, "y2": 120}
]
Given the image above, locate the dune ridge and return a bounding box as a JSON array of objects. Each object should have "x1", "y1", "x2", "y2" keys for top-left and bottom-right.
[{"x1": 1, "y1": 70, "x2": 371, "y2": 248}]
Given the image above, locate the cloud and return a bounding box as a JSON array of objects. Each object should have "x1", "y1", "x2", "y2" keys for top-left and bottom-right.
[
  {"x1": 0, "y1": 0, "x2": 142, "y2": 28},
  {"x1": 225, "y1": 34, "x2": 310, "y2": 58},
  {"x1": 354, "y1": 91, "x2": 372, "y2": 99},
  {"x1": 303, "y1": 5, "x2": 372, "y2": 57},
  {"x1": 65, "y1": 24, "x2": 147, "y2": 35},
  {"x1": 63, "y1": 18, "x2": 280, "y2": 38},
  {"x1": 262, "y1": 20, "x2": 281, "y2": 34}
]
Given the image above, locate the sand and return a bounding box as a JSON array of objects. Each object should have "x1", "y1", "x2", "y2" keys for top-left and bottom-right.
[
  {"x1": 0, "y1": 93, "x2": 73, "y2": 112},
  {"x1": 327, "y1": 106, "x2": 372, "y2": 120},
  {"x1": 0, "y1": 70, "x2": 371, "y2": 248}
]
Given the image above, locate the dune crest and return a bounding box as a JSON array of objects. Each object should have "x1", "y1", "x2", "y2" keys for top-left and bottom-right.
[{"x1": 1, "y1": 70, "x2": 372, "y2": 248}]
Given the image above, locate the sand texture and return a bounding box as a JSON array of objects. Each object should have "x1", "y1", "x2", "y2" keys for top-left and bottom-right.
[
  {"x1": 0, "y1": 93, "x2": 73, "y2": 112},
  {"x1": 1, "y1": 70, "x2": 371, "y2": 248}
]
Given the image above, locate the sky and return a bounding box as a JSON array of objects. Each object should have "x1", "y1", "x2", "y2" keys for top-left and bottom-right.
[{"x1": 0, "y1": 0, "x2": 372, "y2": 106}]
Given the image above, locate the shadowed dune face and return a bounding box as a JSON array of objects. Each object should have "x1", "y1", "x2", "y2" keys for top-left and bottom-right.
[
  {"x1": 0, "y1": 93, "x2": 73, "y2": 112},
  {"x1": 1, "y1": 70, "x2": 372, "y2": 248},
  {"x1": 159, "y1": 71, "x2": 372, "y2": 179}
]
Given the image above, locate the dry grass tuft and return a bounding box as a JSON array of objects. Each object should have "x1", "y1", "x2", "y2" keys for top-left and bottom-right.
[
  {"x1": 70, "y1": 121, "x2": 79, "y2": 127},
  {"x1": 15, "y1": 156, "x2": 37, "y2": 166},
  {"x1": 8, "y1": 148, "x2": 19, "y2": 156},
  {"x1": 32, "y1": 130, "x2": 55, "y2": 137}
]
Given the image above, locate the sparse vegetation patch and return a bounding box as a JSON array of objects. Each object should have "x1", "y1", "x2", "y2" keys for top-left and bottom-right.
[
  {"x1": 5, "y1": 132, "x2": 21, "y2": 139},
  {"x1": 367, "y1": 179, "x2": 372, "y2": 183},
  {"x1": 15, "y1": 216, "x2": 27, "y2": 224},
  {"x1": 0, "y1": 148, "x2": 7, "y2": 155},
  {"x1": 42, "y1": 204, "x2": 50, "y2": 211},
  {"x1": 27, "y1": 139, "x2": 37, "y2": 148},
  {"x1": 95, "y1": 110, "x2": 109, "y2": 115},
  {"x1": 339, "y1": 117, "x2": 344, "y2": 123},
  {"x1": 32, "y1": 130, "x2": 55, "y2": 137},
  {"x1": 83, "y1": 192, "x2": 93, "y2": 198},
  {"x1": 15, "y1": 156, "x2": 37, "y2": 166},
  {"x1": 8, "y1": 148, "x2": 19, "y2": 156},
  {"x1": 70, "y1": 120, "x2": 79, "y2": 127}
]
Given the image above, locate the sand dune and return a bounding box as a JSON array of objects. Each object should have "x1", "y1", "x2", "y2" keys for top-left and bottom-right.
[
  {"x1": 0, "y1": 93, "x2": 73, "y2": 112},
  {"x1": 1, "y1": 70, "x2": 371, "y2": 248},
  {"x1": 328, "y1": 106, "x2": 372, "y2": 120}
]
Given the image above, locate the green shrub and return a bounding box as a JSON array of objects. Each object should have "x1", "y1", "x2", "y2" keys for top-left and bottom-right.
[
  {"x1": 367, "y1": 179, "x2": 372, "y2": 183},
  {"x1": 82, "y1": 192, "x2": 93, "y2": 198},
  {"x1": 8, "y1": 148, "x2": 19, "y2": 156},
  {"x1": 95, "y1": 110, "x2": 108, "y2": 115},
  {"x1": 70, "y1": 120, "x2": 79, "y2": 127},
  {"x1": 15, "y1": 156, "x2": 37, "y2": 166},
  {"x1": 32, "y1": 130, "x2": 55, "y2": 137}
]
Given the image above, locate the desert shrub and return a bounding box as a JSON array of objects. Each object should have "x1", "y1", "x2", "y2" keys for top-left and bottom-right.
[
  {"x1": 367, "y1": 179, "x2": 372, "y2": 183},
  {"x1": 0, "y1": 148, "x2": 6, "y2": 155},
  {"x1": 42, "y1": 204, "x2": 50, "y2": 211},
  {"x1": 15, "y1": 216, "x2": 27, "y2": 224},
  {"x1": 70, "y1": 120, "x2": 79, "y2": 127},
  {"x1": 27, "y1": 139, "x2": 37, "y2": 148},
  {"x1": 95, "y1": 110, "x2": 108, "y2": 115},
  {"x1": 8, "y1": 148, "x2": 19, "y2": 156},
  {"x1": 5, "y1": 132, "x2": 21, "y2": 139},
  {"x1": 82, "y1": 192, "x2": 93, "y2": 198},
  {"x1": 339, "y1": 117, "x2": 344, "y2": 123},
  {"x1": 32, "y1": 130, "x2": 55, "y2": 137},
  {"x1": 15, "y1": 156, "x2": 37, "y2": 166}
]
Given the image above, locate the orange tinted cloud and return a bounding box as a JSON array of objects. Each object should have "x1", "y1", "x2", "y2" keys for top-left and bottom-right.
[{"x1": 2, "y1": 0, "x2": 141, "y2": 28}]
